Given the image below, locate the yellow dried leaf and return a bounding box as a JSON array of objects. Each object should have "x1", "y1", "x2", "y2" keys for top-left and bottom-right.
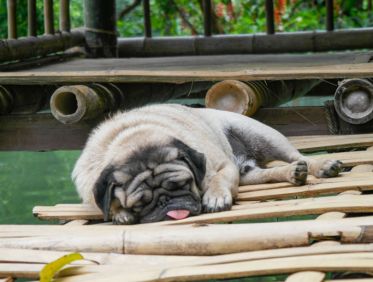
[{"x1": 40, "y1": 253, "x2": 84, "y2": 282}]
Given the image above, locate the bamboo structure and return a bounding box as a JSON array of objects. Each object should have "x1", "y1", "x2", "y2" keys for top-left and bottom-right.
[
  {"x1": 50, "y1": 82, "x2": 211, "y2": 124},
  {"x1": 205, "y1": 80, "x2": 319, "y2": 116}
]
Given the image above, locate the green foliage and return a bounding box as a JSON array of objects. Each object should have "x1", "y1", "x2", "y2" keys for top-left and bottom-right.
[{"x1": 1, "y1": 0, "x2": 372, "y2": 39}]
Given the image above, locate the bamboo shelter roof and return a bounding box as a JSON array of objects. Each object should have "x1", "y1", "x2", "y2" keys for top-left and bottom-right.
[
  {"x1": 1, "y1": 51, "x2": 373, "y2": 84},
  {"x1": 2, "y1": 134, "x2": 373, "y2": 281}
]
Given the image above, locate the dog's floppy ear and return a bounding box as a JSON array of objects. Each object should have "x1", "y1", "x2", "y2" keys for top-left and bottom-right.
[
  {"x1": 93, "y1": 166, "x2": 115, "y2": 221},
  {"x1": 173, "y1": 139, "x2": 206, "y2": 187}
]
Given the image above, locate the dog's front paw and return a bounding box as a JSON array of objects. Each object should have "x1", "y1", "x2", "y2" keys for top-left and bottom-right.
[
  {"x1": 288, "y1": 160, "x2": 308, "y2": 185},
  {"x1": 112, "y1": 209, "x2": 137, "y2": 225},
  {"x1": 317, "y1": 159, "x2": 343, "y2": 178},
  {"x1": 202, "y1": 188, "x2": 232, "y2": 213}
]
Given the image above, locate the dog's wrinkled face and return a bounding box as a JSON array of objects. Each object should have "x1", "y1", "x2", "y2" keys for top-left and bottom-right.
[{"x1": 93, "y1": 139, "x2": 206, "y2": 224}]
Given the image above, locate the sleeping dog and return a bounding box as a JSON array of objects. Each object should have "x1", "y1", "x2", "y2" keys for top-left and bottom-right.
[{"x1": 72, "y1": 104, "x2": 342, "y2": 224}]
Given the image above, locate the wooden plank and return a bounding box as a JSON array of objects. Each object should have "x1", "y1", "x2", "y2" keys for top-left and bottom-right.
[
  {"x1": 0, "y1": 216, "x2": 372, "y2": 255},
  {"x1": 33, "y1": 194, "x2": 373, "y2": 224},
  {"x1": 1, "y1": 52, "x2": 373, "y2": 84}
]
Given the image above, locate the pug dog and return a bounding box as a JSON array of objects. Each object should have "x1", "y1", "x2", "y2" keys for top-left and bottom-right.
[{"x1": 72, "y1": 104, "x2": 342, "y2": 224}]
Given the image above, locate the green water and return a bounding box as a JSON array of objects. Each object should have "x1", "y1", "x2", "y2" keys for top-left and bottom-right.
[{"x1": 0, "y1": 151, "x2": 81, "y2": 224}]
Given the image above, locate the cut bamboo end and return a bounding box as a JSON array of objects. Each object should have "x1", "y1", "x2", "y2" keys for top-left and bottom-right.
[
  {"x1": 205, "y1": 80, "x2": 262, "y2": 116},
  {"x1": 334, "y1": 78, "x2": 373, "y2": 125},
  {"x1": 50, "y1": 84, "x2": 124, "y2": 124},
  {"x1": 351, "y1": 164, "x2": 373, "y2": 173}
]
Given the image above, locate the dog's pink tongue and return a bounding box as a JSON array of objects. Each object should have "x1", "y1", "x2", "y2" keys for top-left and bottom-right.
[{"x1": 167, "y1": 210, "x2": 190, "y2": 220}]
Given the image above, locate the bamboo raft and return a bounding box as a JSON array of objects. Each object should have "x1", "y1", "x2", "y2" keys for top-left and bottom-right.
[{"x1": 2, "y1": 134, "x2": 373, "y2": 281}]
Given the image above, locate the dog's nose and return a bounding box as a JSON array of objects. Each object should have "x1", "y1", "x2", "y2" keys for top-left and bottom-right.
[{"x1": 158, "y1": 195, "x2": 170, "y2": 208}]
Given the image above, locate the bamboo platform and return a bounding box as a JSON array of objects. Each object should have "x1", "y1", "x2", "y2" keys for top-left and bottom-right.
[
  {"x1": 1, "y1": 51, "x2": 373, "y2": 84},
  {"x1": 2, "y1": 134, "x2": 373, "y2": 281}
]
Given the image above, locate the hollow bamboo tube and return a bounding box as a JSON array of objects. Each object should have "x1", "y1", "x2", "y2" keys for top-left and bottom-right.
[
  {"x1": 7, "y1": 0, "x2": 17, "y2": 39},
  {"x1": 27, "y1": 0, "x2": 37, "y2": 36},
  {"x1": 43, "y1": 0, "x2": 54, "y2": 34},
  {"x1": 205, "y1": 80, "x2": 319, "y2": 116},
  {"x1": 0, "y1": 85, "x2": 52, "y2": 114},
  {"x1": 59, "y1": 0, "x2": 70, "y2": 32},
  {"x1": 50, "y1": 84, "x2": 124, "y2": 124},
  {"x1": 0, "y1": 217, "x2": 372, "y2": 255},
  {"x1": 334, "y1": 78, "x2": 373, "y2": 125}
]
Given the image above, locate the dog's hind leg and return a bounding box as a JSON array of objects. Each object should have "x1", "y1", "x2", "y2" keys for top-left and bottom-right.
[
  {"x1": 239, "y1": 160, "x2": 308, "y2": 185},
  {"x1": 218, "y1": 111, "x2": 342, "y2": 181}
]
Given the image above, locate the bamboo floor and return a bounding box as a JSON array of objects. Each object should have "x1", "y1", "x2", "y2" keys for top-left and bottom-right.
[{"x1": 2, "y1": 134, "x2": 373, "y2": 281}]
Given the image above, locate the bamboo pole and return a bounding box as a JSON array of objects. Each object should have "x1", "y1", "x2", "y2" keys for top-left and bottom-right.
[
  {"x1": 84, "y1": 0, "x2": 117, "y2": 57},
  {"x1": 0, "y1": 217, "x2": 373, "y2": 255},
  {"x1": 43, "y1": 0, "x2": 54, "y2": 34},
  {"x1": 118, "y1": 28, "x2": 373, "y2": 57},
  {"x1": 60, "y1": 0, "x2": 70, "y2": 32},
  {"x1": 0, "y1": 30, "x2": 85, "y2": 63},
  {"x1": 56, "y1": 253, "x2": 373, "y2": 282},
  {"x1": 7, "y1": 0, "x2": 17, "y2": 39},
  {"x1": 205, "y1": 79, "x2": 319, "y2": 116},
  {"x1": 27, "y1": 0, "x2": 37, "y2": 36},
  {"x1": 50, "y1": 84, "x2": 124, "y2": 124}
]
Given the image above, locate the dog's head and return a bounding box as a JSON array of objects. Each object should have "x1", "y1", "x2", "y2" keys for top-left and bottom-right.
[{"x1": 93, "y1": 139, "x2": 206, "y2": 224}]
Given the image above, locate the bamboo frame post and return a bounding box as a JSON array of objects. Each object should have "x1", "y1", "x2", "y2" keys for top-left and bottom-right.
[
  {"x1": 265, "y1": 0, "x2": 275, "y2": 35},
  {"x1": 43, "y1": 0, "x2": 54, "y2": 34},
  {"x1": 326, "y1": 0, "x2": 334, "y2": 31},
  {"x1": 84, "y1": 0, "x2": 117, "y2": 58},
  {"x1": 59, "y1": 0, "x2": 70, "y2": 32},
  {"x1": 143, "y1": 0, "x2": 152, "y2": 38},
  {"x1": 7, "y1": 0, "x2": 17, "y2": 39},
  {"x1": 203, "y1": 0, "x2": 212, "y2": 36},
  {"x1": 27, "y1": 0, "x2": 37, "y2": 36}
]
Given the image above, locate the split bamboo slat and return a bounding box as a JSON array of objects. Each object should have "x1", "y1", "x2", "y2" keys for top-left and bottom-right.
[{"x1": 4, "y1": 135, "x2": 373, "y2": 281}]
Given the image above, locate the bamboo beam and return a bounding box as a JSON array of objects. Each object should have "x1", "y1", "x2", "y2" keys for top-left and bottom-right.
[
  {"x1": 27, "y1": 0, "x2": 37, "y2": 36},
  {"x1": 118, "y1": 28, "x2": 373, "y2": 57},
  {"x1": 0, "y1": 30, "x2": 85, "y2": 63},
  {"x1": 43, "y1": 0, "x2": 54, "y2": 34},
  {"x1": 60, "y1": 0, "x2": 70, "y2": 32},
  {"x1": 0, "y1": 217, "x2": 373, "y2": 255},
  {"x1": 7, "y1": 0, "x2": 17, "y2": 39}
]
